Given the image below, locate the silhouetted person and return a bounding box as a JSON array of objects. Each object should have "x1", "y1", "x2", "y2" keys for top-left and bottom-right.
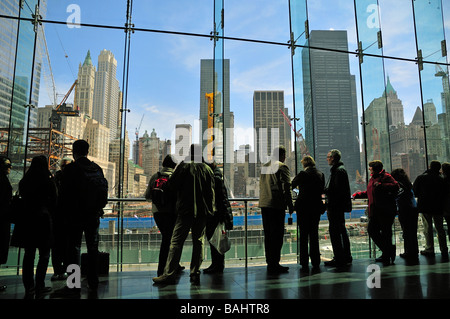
[
  {"x1": 259, "y1": 146, "x2": 294, "y2": 274},
  {"x1": 145, "y1": 154, "x2": 184, "y2": 276},
  {"x1": 413, "y1": 160, "x2": 447, "y2": 260},
  {"x1": 204, "y1": 161, "x2": 233, "y2": 274},
  {"x1": 153, "y1": 144, "x2": 215, "y2": 285},
  {"x1": 51, "y1": 157, "x2": 72, "y2": 281},
  {"x1": 391, "y1": 168, "x2": 419, "y2": 264},
  {"x1": 441, "y1": 163, "x2": 450, "y2": 245},
  {"x1": 12, "y1": 155, "x2": 57, "y2": 298},
  {"x1": 324, "y1": 149, "x2": 352, "y2": 268},
  {"x1": 353, "y1": 160, "x2": 399, "y2": 266},
  {"x1": 59, "y1": 139, "x2": 108, "y2": 296},
  {"x1": 0, "y1": 156, "x2": 12, "y2": 291},
  {"x1": 292, "y1": 155, "x2": 325, "y2": 272}
]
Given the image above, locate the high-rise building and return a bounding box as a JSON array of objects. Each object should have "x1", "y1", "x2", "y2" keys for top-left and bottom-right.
[
  {"x1": 76, "y1": 50, "x2": 96, "y2": 118},
  {"x1": 93, "y1": 49, "x2": 121, "y2": 141},
  {"x1": 253, "y1": 90, "x2": 292, "y2": 173},
  {"x1": 199, "y1": 59, "x2": 233, "y2": 190},
  {"x1": 0, "y1": 0, "x2": 47, "y2": 130},
  {"x1": 175, "y1": 123, "x2": 192, "y2": 161},
  {"x1": 302, "y1": 30, "x2": 361, "y2": 183}
]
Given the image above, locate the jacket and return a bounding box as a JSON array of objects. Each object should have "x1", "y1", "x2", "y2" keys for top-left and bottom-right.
[
  {"x1": 325, "y1": 161, "x2": 352, "y2": 212},
  {"x1": 145, "y1": 166, "x2": 175, "y2": 213},
  {"x1": 11, "y1": 171, "x2": 57, "y2": 248},
  {"x1": 413, "y1": 169, "x2": 445, "y2": 215},
  {"x1": 353, "y1": 169, "x2": 399, "y2": 218},
  {"x1": 259, "y1": 160, "x2": 294, "y2": 212},
  {"x1": 60, "y1": 156, "x2": 105, "y2": 218},
  {"x1": 168, "y1": 161, "x2": 215, "y2": 217},
  {"x1": 212, "y1": 166, "x2": 233, "y2": 230},
  {"x1": 292, "y1": 167, "x2": 325, "y2": 215}
]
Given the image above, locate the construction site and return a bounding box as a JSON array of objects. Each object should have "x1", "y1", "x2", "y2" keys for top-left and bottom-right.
[{"x1": 0, "y1": 79, "x2": 80, "y2": 173}]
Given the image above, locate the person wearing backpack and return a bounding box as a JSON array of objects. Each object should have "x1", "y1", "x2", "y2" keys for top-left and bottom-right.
[
  {"x1": 145, "y1": 154, "x2": 184, "y2": 276},
  {"x1": 57, "y1": 139, "x2": 108, "y2": 297}
]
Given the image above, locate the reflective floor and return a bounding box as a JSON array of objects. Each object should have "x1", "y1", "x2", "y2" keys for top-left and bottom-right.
[{"x1": 1, "y1": 254, "x2": 449, "y2": 301}]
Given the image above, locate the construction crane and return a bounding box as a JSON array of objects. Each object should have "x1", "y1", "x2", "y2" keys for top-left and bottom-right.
[
  {"x1": 49, "y1": 80, "x2": 80, "y2": 131},
  {"x1": 435, "y1": 64, "x2": 450, "y2": 112},
  {"x1": 134, "y1": 114, "x2": 144, "y2": 165},
  {"x1": 279, "y1": 108, "x2": 309, "y2": 157}
]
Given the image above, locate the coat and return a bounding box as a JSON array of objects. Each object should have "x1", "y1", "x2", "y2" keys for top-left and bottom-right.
[
  {"x1": 291, "y1": 166, "x2": 325, "y2": 215},
  {"x1": 11, "y1": 173, "x2": 57, "y2": 249},
  {"x1": 413, "y1": 169, "x2": 445, "y2": 215},
  {"x1": 259, "y1": 160, "x2": 294, "y2": 212},
  {"x1": 353, "y1": 169, "x2": 399, "y2": 220},
  {"x1": 325, "y1": 161, "x2": 352, "y2": 213},
  {"x1": 168, "y1": 161, "x2": 215, "y2": 217}
]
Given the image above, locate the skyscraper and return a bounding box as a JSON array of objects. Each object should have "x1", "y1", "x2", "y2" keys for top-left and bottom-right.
[
  {"x1": 199, "y1": 59, "x2": 233, "y2": 189},
  {"x1": 93, "y1": 49, "x2": 121, "y2": 141},
  {"x1": 253, "y1": 90, "x2": 292, "y2": 172},
  {"x1": 175, "y1": 123, "x2": 192, "y2": 161},
  {"x1": 76, "y1": 50, "x2": 96, "y2": 118},
  {"x1": 302, "y1": 30, "x2": 361, "y2": 183}
]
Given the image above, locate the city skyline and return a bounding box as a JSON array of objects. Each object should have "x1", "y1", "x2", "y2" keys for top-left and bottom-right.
[{"x1": 35, "y1": 1, "x2": 449, "y2": 157}]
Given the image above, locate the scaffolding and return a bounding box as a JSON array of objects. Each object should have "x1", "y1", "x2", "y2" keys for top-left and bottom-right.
[{"x1": 0, "y1": 127, "x2": 77, "y2": 172}]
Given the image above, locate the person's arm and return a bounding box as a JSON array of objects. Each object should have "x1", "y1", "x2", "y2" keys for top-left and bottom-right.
[{"x1": 279, "y1": 164, "x2": 294, "y2": 213}]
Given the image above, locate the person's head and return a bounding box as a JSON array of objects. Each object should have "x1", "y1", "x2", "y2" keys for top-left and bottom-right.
[
  {"x1": 26, "y1": 155, "x2": 50, "y2": 178},
  {"x1": 162, "y1": 154, "x2": 177, "y2": 169},
  {"x1": 442, "y1": 162, "x2": 450, "y2": 177},
  {"x1": 189, "y1": 144, "x2": 203, "y2": 162},
  {"x1": 272, "y1": 146, "x2": 286, "y2": 163},
  {"x1": 327, "y1": 149, "x2": 341, "y2": 166},
  {"x1": 429, "y1": 160, "x2": 441, "y2": 173},
  {"x1": 0, "y1": 156, "x2": 11, "y2": 176},
  {"x1": 72, "y1": 139, "x2": 89, "y2": 160},
  {"x1": 391, "y1": 168, "x2": 411, "y2": 185},
  {"x1": 301, "y1": 155, "x2": 316, "y2": 169},
  {"x1": 369, "y1": 160, "x2": 383, "y2": 174}
]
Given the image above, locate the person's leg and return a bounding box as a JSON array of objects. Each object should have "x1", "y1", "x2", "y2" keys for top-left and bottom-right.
[
  {"x1": 22, "y1": 247, "x2": 36, "y2": 292},
  {"x1": 161, "y1": 214, "x2": 192, "y2": 279},
  {"x1": 35, "y1": 246, "x2": 51, "y2": 291},
  {"x1": 421, "y1": 213, "x2": 434, "y2": 253},
  {"x1": 432, "y1": 215, "x2": 448, "y2": 257},
  {"x1": 190, "y1": 214, "x2": 207, "y2": 283},
  {"x1": 84, "y1": 217, "x2": 100, "y2": 289}
]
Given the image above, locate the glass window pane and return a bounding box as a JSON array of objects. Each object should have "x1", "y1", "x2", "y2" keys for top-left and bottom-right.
[{"x1": 46, "y1": 0, "x2": 127, "y2": 27}]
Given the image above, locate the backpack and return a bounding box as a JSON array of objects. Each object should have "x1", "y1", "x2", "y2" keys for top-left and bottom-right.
[
  {"x1": 151, "y1": 172, "x2": 170, "y2": 209},
  {"x1": 81, "y1": 163, "x2": 108, "y2": 216}
]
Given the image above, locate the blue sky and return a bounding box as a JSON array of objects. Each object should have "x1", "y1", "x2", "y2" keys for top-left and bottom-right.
[{"x1": 39, "y1": 0, "x2": 450, "y2": 154}]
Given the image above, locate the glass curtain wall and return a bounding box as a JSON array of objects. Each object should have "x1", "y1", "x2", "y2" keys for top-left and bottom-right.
[{"x1": 1, "y1": 0, "x2": 449, "y2": 274}]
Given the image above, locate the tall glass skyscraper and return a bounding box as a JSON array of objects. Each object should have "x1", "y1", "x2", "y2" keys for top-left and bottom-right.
[{"x1": 302, "y1": 30, "x2": 361, "y2": 185}]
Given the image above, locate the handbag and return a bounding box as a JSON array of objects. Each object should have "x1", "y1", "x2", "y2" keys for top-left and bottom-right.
[{"x1": 208, "y1": 221, "x2": 231, "y2": 255}]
